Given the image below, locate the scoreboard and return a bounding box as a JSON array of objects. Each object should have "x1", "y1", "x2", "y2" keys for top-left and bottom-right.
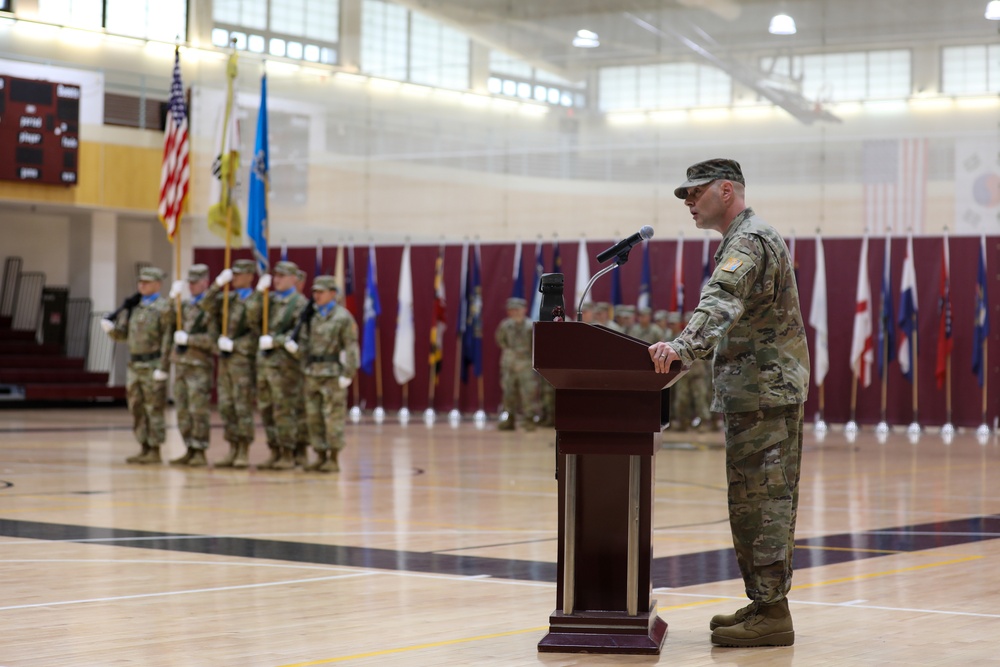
[{"x1": 0, "y1": 75, "x2": 80, "y2": 186}]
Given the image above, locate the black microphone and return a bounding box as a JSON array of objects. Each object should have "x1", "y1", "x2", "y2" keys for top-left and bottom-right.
[{"x1": 596, "y1": 226, "x2": 654, "y2": 264}]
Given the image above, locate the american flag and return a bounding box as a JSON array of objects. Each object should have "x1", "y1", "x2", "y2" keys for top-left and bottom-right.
[
  {"x1": 157, "y1": 47, "x2": 189, "y2": 241},
  {"x1": 863, "y1": 138, "x2": 927, "y2": 235}
]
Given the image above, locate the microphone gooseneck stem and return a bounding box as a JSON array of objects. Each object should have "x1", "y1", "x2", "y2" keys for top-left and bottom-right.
[{"x1": 577, "y1": 261, "x2": 621, "y2": 321}]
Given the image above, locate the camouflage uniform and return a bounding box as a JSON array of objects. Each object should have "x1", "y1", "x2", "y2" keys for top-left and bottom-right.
[
  {"x1": 293, "y1": 269, "x2": 310, "y2": 465},
  {"x1": 170, "y1": 265, "x2": 219, "y2": 460},
  {"x1": 201, "y1": 259, "x2": 259, "y2": 467},
  {"x1": 627, "y1": 309, "x2": 665, "y2": 344},
  {"x1": 496, "y1": 297, "x2": 537, "y2": 430},
  {"x1": 106, "y1": 267, "x2": 173, "y2": 463},
  {"x1": 296, "y1": 276, "x2": 360, "y2": 472},
  {"x1": 247, "y1": 261, "x2": 309, "y2": 469},
  {"x1": 668, "y1": 205, "x2": 809, "y2": 606}
]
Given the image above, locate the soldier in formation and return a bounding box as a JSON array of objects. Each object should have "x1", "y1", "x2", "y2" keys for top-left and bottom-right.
[
  {"x1": 167, "y1": 264, "x2": 219, "y2": 466},
  {"x1": 286, "y1": 275, "x2": 360, "y2": 472},
  {"x1": 204, "y1": 259, "x2": 259, "y2": 468},
  {"x1": 101, "y1": 267, "x2": 173, "y2": 464},
  {"x1": 495, "y1": 297, "x2": 537, "y2": 431},
  {"x1": 628, "y1": 306, "x2": 664, "y2": 343}
]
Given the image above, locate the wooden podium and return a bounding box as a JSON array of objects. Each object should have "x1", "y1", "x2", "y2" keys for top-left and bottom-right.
[{"x1": 533, "y1": 321, "x2": 682, "y2": 655}]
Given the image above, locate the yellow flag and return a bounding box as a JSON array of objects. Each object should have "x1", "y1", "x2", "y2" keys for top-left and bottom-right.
[{"x1": 207, "y1": 52, "x2": 242, "y2": 243}]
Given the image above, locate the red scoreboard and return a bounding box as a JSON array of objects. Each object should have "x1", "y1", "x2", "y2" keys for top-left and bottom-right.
[{"x1": 0, "y1": 75, "x2": 80, "y2": 186}]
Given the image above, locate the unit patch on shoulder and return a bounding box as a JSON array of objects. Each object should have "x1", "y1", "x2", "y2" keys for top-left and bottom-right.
[{"x1": 720, "y1": 257, "x2": 744, "y2": 273}]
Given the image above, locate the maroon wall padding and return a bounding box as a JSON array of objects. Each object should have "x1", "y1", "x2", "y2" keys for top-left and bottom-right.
[{"x1": 195, "y1": 235, "x2": 998, "y2": 427}]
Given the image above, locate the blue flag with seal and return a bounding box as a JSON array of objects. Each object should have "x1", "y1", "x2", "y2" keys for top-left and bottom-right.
[
  {"x1": 360, "y1": 245, "x2": 381, "y2": 375},
  {"x1": 461, "y1": 244, "x2": 483, "y2": 382},
  {"x1": 247, "y1": 74, "x2": 269, "y2": 274},
  {"x1": 973, "y1": 235, "x2": 990, "y2": 387},
  {"x1": 877, "y1": 235, "x2": 896, "y2": 379}
]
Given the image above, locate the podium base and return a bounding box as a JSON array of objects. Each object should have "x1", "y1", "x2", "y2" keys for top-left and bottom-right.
[{"x1": 537, "y1": 604, "x2": 667, "y2": 655}]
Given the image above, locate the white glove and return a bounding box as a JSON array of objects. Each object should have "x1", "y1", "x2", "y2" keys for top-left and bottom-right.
[
  {"x1": 217, "y1": 336, "x2": 234, "y2": 353},
  {"x1": 100, "y1": 318, "x2": 115, "y2": 334},
  {"x1": 168, "y1": 280, "x2": 185, "y2": 299},
  {"x1": 259, "y1": 335, "x2": 274, "y2": 351},
  {"x1": 215, "y1": 268, "x2": 233, "y2": 287},
  {"x1": 338, "y1": 376, "x2": 352, "y2": 389},
  {"x1": 284, "y1": 339, "x2": 299, "y2": 355},
  {"x1": 256, "y1": 274, "x2": 272, "y2": 292},
  {"x1": 173, "y1": 330, "x2": 189, "y2": 346},
  {"x1": 152, "y1": 369, "x2": 169, "y2": 382}
]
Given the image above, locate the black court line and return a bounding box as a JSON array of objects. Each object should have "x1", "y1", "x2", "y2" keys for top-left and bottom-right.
[{"x1": 1, "y1": 515, "x2": 998, "y2": 588}]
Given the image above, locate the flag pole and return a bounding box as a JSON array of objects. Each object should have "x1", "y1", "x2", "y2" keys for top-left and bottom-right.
[
  {"x1": 374, "y1": 324, "x2": 383, "y2": 408},
  {"x1": 451, "y1": 337, "x2": 462, "y2": 412},
  {"x1": 849, "y1": 372, "x2": 858, "y2": 425},
  {"x1": 879, "y1": 334, "x2": 888, "y2": 424},
  {"x1": 982, "y1": 344, "x2": 989, "y2": 426},
  {"x1": 907, "y1": 327, "x2": 920, "y2": 435}
]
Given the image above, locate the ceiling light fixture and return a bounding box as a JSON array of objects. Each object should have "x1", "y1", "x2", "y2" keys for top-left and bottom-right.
[
  {"x1": 573, "y1": 29, "x2": 600, "y2": 48},
  {"x1": 768, "y1": 13, "x2": 797, "y2": 35},
  {"x1": 987, "y1": 1, "x2": 1000, "y2": 19}
]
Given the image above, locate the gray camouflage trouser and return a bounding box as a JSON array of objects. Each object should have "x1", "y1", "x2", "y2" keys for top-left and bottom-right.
[{"x1": 724, "y1": 403, "x2": 803, "y2": 604}]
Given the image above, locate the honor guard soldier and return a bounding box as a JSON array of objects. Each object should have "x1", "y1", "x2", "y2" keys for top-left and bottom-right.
[
  {"x1": 285, "y1": 275, "x2": 360, "y2": 472},
  {"x1": 203, "y1": 259, "x2": 260, "y2": 468},
  {"x1": 101, "y1": 266, "x2": 173, "y2": 464},
  {"x1": 167, "y1": 264, "x2": 219, "y2": 466},
  {"x1": 495, "y1": 297, "x2": 538, "y2": 431},
  {"x1": 292, "y1": 268, "x2": 312, "y2": 466},
  {"x1": 248, "y1": 260, "x2": 309, "y2": 470},
  {"x1": 628, "y1": 306, "x2": 665, "y2": 343}
]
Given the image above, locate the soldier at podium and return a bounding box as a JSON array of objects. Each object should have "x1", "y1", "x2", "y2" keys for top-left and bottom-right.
[{"x1": 650, "y1": 159, "x2": 809, "y2": 648}]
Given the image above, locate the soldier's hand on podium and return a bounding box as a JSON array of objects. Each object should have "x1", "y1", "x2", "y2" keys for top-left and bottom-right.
[{"x1": 648, "y1": 341, "x2": 679, "y2": 374}]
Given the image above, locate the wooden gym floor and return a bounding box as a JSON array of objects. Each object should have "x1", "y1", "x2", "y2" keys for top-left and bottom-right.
[{"x1": 0, "y1": 407, "x2": 998, "y2": 666}]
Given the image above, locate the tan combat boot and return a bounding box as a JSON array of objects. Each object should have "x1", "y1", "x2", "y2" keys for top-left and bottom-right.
[
  {"x1": 318, "y1": 448, "x2": 340, "y2": 473},
  {"x1": 232, "y1": 442, "x2": 250, "y2": 469},
  {"x1": 215, "y1": 443, "x2": 238, "y2": 468},
  {"x1": 187, "y1": 449, "x2": 208, "y2": 467},
  {"x1": 497, "y1": 411, "x2": 514, "y2": 431},
  {"x1": 271, "y1": 448, "x2": 296, "y2": 470},
  {"x1": 306, "y1": 450, "x2": 328, "y2": 471},
  {"x1": 137, "y1": 446, "x2": 162, "y2": 464},
  {"x1": 126, "y1": 444, "x2": 150, "y2": 464},
  {"x1": 258, "y1": 446, "x2": 280, "y2": 470},
  {"x1": 294, "y1": 444, "x2": 309, "y2": 467},
  {"x1": 709, "y1": 600, "x2": 758, "y2": 630},
  {"x1": 711, "y1": 598, "x2": 794, "y2": 647},
  {"x1": 523, "y1": 415, "x2": 536, "y2": 432},
  {"x1": 170, "y1": 447, "x2": 194, "y2": 465}
]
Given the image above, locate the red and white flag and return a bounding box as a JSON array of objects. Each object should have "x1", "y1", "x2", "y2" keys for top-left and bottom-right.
[
  {"x1": 157, "y1": 47, "x2": 189, "y2": 242},
  {"x1": 670, "y1": 235, "x2": 685, "y2": 314},
  {"x1": 850, "y1": 235, "x2": 875, "y2": 387},
  {"x1": 863, "y1": 138, "x2": 927, "y2": 235}
]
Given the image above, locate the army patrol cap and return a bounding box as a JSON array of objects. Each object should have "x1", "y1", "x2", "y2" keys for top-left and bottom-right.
[
  {"x1": 273, "y1": 260, "x2": 299, "y2": 276},
  {"x1": 312, "y1": 275, "x2": 339, "y2": 292},
  {"x1": 138, "y1": 266, "x2": 165, "y2": 282},
  {"x1": 654, "y1": 309, "x2": 669, "y2": 322},
  {"x1": 506, "y1": 297, "x2": 527, "y2": 309},
  {"x1": 296, "y1": 269, "x2": 307, "y2": 282},
  {"x1": 637, "y1": 306, "x2": 652, "y2": 316},
  {"x1": 667, "y1": 311, "x2": 682, "y2": 324},
  {"x1": 187, "y1": 264, "x2": 210, "y2": 282},
  {"x1": 674, "y1": 158, "x2": 745, "y2": 199},
  {"x1": 232, "y1": 259, "x2": 256, "y2": 274},
  {"x1": 580, "y1": 302, "x2": 595, "y2": 312},
  {"x1": 616, "y1": 305, "x2": 635, "y2": 316}
]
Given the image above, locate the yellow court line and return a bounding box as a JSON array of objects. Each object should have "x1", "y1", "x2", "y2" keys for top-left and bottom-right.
[
  {"x1": 791, "y1": 555, "x2": 983, "y2": 591},
  {"x1": 277, "y1": 626, "x2": 548, "y2": 666}
]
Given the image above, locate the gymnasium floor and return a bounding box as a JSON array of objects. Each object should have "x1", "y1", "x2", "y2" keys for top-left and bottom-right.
[{"x1": 0, "y1": 408, "x2": 997, "y2": 666}]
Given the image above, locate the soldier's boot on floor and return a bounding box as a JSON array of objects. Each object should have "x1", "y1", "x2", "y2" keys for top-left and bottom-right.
[
  {"x1": 523, "y1": 415, "x2": 536, "y2": 432},
  {"x1": 258, "y1": 447, "x2": 281, "y2": 470},
  {"x1": 232, "y1": 442, "x2": 250, "y2": 469},
  {"x1": 306, "y1": 450, "x2": 328, "y2": 471},
  {"x1": 497, "y1": 411, "x2": 515, "y2": 431},
  {"x1": 215, "y1": 443, "x2": 238, "y2": 468},
  {"x1": 271, "y1": 448, "x2": 296, "y2": 470},
  {"x1": 710, "y1": 600, "x2": 758, "y2": 630},
  {"x1": 126, "y1": 444, "x2": 150, "y2": 464},
  {"x1": 294, "y1": 444, "x2": 309, "y2": 467},
  {"x1": 538, "y1": 413, "x2": 555, "y2": 428},
  {"x1": 317, "y1": 448, "x2": 340, "y2": 473},
  {"x1": 137, "y1": 446, "x2": 162, "y2": 464},
  {"x1": 187, "y1": 449, "x2": 208, "y2": 467},
  {"x1": 710, "y1": 599, "x2": 794, "y2": 647},
  {"x1": 169, "y1": 447, "x2": 195, "y2": 466}
]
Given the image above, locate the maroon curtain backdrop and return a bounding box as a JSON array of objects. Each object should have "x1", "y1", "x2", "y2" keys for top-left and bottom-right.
[{"x1": 194, "y1": 235, "x2": 998, "y2": 427}]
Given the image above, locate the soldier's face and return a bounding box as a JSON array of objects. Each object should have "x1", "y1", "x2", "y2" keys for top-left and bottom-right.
[
  {"x1": 188, "y1": 278, "x2": 209, "y2": 296},
  {"x1": 313, "y1": 289, "x2": 336, "y2": 307},
  {"x1": 685, "y1": 181, "x2": 725, "y2": 232},
  {"x1": 137, "y1": 280, "x2": 159, "y2": 296},
  {"x1": 508, "y1": 306, "x2": 526, "y2": 321},
  {"x1": 273, "y1": 273, "x2": 297, "y2": 292},
  {"x1": 232, "y1": 273, "x2": 254, "y2": 289}
]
